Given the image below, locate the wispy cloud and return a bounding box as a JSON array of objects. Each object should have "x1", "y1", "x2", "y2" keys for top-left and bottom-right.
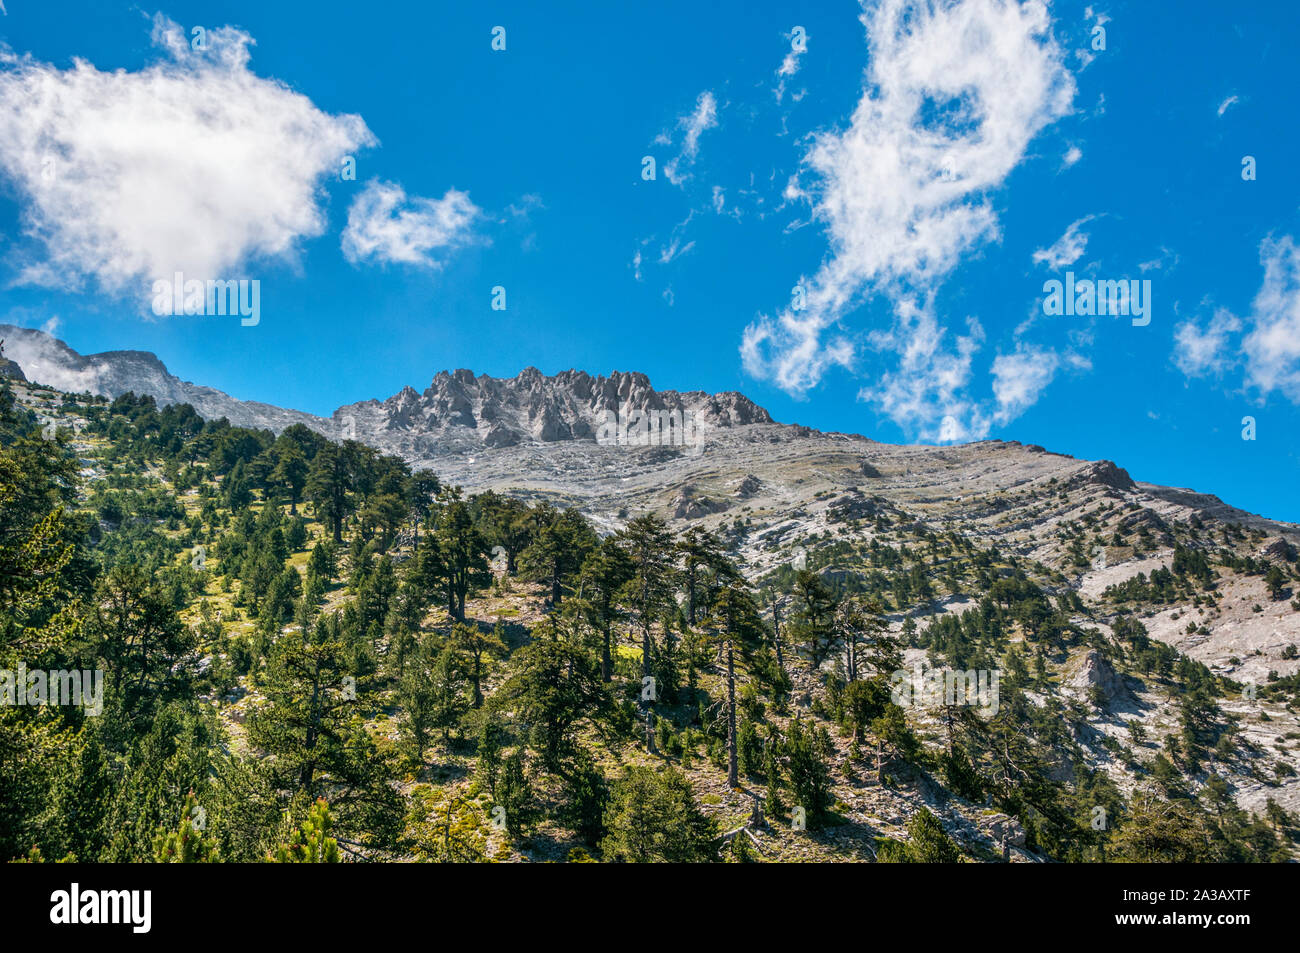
[
  {"x1": 1077, "y1": 6, "x2": 1110, "y2": 70},
  {"x1": 1173, "y1": 236, "x2": 1300, "y2": 402},
  {"x1": 663, "y1": 91, "x2": 718, "y2": 186},
  {"x1": 775, "y1": 28, "x2": 808, "y2": 103},
  {"x1": 1033, "y1": 215, "x2": 1095, "y2": 268},
  {"x1": 1217, "y1": 94, "x2": 1240, "y2": 117},
  {"x1": 743, "y1": 0, "x2": 1075, "y2": 441},
  {"x1": 655, "y1": 211, "x2": 698, "y2": 265},
  {"x1": 856, "y1": 299, "x2": 985, "y2": 441}
]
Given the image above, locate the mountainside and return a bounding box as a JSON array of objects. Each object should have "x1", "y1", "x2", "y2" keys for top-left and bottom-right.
[{"x1": 6, "y1": 327, "x2": 1300, "y2": 854}]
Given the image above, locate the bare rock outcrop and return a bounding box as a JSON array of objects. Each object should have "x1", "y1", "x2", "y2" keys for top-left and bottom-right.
[
  {"x1": 1066, "y1": 460, "x2": 1136, "y2": 493},
  {"x1": 1065, "y1": 650, "x2": 1135, "y2": 709}
]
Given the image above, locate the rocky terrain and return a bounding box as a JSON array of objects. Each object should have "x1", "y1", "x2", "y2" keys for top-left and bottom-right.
[{"x1": 6, "y1": 325, "x2": 1300, "y2": 827}]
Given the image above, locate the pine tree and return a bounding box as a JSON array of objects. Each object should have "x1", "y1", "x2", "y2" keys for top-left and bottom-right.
[
  {"x1": 784, "y1": 715, "x2": 833, "y2": 826},
  {"x1": 271, "y1": 798, "x2": 340, "y2": 863},
  {"x1": 450, "y1": 621, "x2": 506, "y2": 709},
  {"x1": 519, "y1": 505, "x2": 597, "y2": 605},
  {"x1": 878, "y1": 807, "x2": 961, "y2": 863},
  {"x1": 600, "y1": 766, "x2": 718, "y2": 862},
  {"x1": 1266, "y1": 564, "x2": 1286, "y2": 601},
  {"x1": 676, "y1": 527, "x2": 734, "y2": 625},
  {"x1": 495, "y1": 750, "x2": 534, "y2": 841},
  {"x1": 702, "y1": 582, "x2": 766, "y2": 787},
  {"x1": 432, "y1": 498, "x2": 491, "y2": 621},
  {"x1": 305, "y1": 442, "x2": 353, "y2": 543},
  {"x1": 153, "y1": 791, "x2": 218, "y2": 862},
  {"x1": 614, "y1": 515, "x2": 677, "y2": 753},
  {"x1": 791, "y1": 569, "x2": 839, "y2": 669},
  {"x1": 764, "y1": 732, "x2": 785, "y2": 817},
  {"x1": 576, "y1": 539, "x2": 633, "y2": 681},
  {"x1": 246, "y1": 610, "x2": 403, "y2": 854}
]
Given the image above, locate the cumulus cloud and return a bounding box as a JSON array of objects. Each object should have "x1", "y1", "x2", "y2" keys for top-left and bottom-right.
[
  {"x1": 742, "y1": 0, "x2": 1075, "y2": 438},
  {"x1": 1242, "y1": 237, "x2": 1300, "y2": 400},
  {"x1": 0, "y1": 15, "x2": 375, "y2": 300},
  {"x1": 1173, "y1": 309, "x2": 1241, "y2": 378},
  {"x1": 341, "y1": 180, "x2": 479, "y2": 267},
  {"x1": 991, "y1": 345, "x2": 1060, "y2": 424},
  {"x1": 1033, "y1": 215, "x2": 1094, "y2": 268},
  {"x1": 1172, "y1": 237, "x2": 1300, "y2": 402},
  {"x1": 663, "y1": 91, "x2": 718, "y2": 186}
]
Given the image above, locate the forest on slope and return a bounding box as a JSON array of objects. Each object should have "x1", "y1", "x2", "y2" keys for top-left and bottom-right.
[{"x1": 2, "y1": 376, "x2": 1298, "y2": 863}]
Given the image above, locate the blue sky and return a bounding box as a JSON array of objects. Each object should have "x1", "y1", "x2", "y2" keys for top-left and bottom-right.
[{"x1": 1, "y1": 1, "x2": 1299, "y2": 521}]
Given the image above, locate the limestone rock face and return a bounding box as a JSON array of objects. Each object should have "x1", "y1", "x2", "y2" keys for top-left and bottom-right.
[
  {"x1": 0, "y1": 354, "x2": 25, "y2": 381},
  {"x1": 0, "y1": 324, "x2": 771, "y2": 457},
  {"x1": 1259, "y1": 537, "x2": 1298, "y2": 564},
  {"x1": 1066, "y1": 650, "x2": 1134, "y2": 709},
  {"x1": 1066, "y1": 460, "x2": 1136, "y2": 493},
  {"x1": 982, "y1": 813, "x2": 1027, "y2": 849}
]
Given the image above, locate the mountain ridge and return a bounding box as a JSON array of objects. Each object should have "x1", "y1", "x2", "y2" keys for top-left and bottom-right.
[
  {"x1": 0, "y1": 323, "x2": 773, "y2": 454},
  {"x1": 2, "y1": 323, "x2": 1295, "y2": 540}
]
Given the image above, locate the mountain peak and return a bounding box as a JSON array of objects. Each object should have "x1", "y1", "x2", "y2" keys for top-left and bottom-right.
[{"x1": 0, "y1": 324, "x2": 774, "y2": 455}]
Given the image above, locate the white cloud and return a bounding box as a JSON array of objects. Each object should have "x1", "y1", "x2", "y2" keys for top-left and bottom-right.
[
  {"x1": 775, "y1": 29, "x2": 808, "y2": 103},
  {"x1": 658, "y1": 236, "x2": 695, "y2": 265},
  {"x1": 641, "y1": 212, "x2": 699, "y2": 269},
  {"x1": 777, "y1": 50, "x2": 803, "y2": 80},
  {"x1": 341, "y1": 180, "x2": 479, "y2": 267},
  {"x1": 0, "y1": 15, "x2": 375, "y2": 300},
  {"x1": 1139, "y1": 247, "x2": 1178, "y2": 272},
  {"x1": 1033, "y1": 215, "x2": 1094, "y2": 268},
  {"x1": 1242, "y1": 237, "x2": 1300, "y2": 400},
  {"x1": 856, "y1": 298, "x2": 986, "y2": 441},
  {"x1": 991, "y1": 345, "x2": 1060, "y2": 424},
  {"x1": 504, "y1": 193, "x2": 544, "y2": 221},
  {"x1": 1216, "y1": 95, "x2": 1239, "y2": 117},
  {"x1": 1063, "y1": 145, "x2": 1082, "y2": 166},
  {"x1": 743, "y1": 0, "x2": 1075, "y2": 439},
  {"x1": 1173, "y1": 309, "x2": 1241, "y2": 378},
  {"x1": 663, "y1": 91, "x2": 718, "y2": 186},
  {"x1": 1171, "y1": 237, "x2": 1300, "y2": 401},
  {"x1": 1077, "y1": 7, "x2": 1110, "y2": 70}
]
